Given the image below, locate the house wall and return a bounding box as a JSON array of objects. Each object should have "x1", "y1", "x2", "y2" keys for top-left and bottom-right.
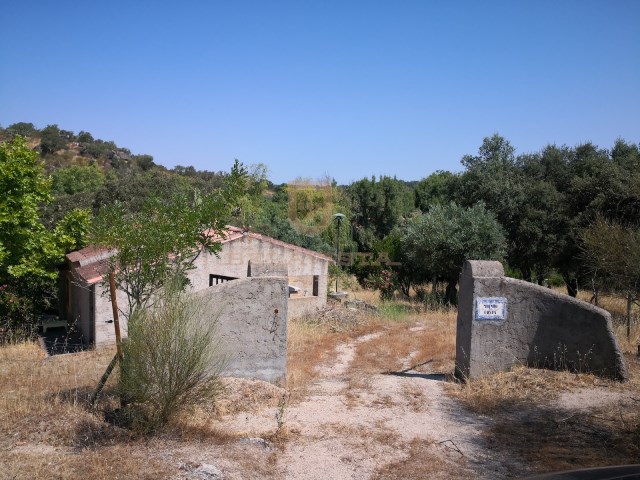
[
  {"x1": 69, "y1": 234, "x2": 328, "y2": 350},
  {"x1": 68, "y1": 276, "x2": 93, "y2": 345},
  {"x1": 189, "y1": 235, "x2": 329, "y2": 317},
  {"x1": 93, "y1": 281, "x2": 129, "y2": 347}
]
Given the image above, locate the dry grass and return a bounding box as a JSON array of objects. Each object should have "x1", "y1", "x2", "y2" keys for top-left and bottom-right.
[
  {"x1": 349, "y1": 308, "x2": 457, "y2": 377},
  {"x1": 575, "y1": 290, "x2": 640, "y2": 353},
  {"x1": 0, "y1": 340, "x2": 290, "y2": 478},
  {"x1": 448, "y1": 365, "x2": 613, "y2": 414},
  {"x1": 372, "y1": 437, "x2": 474, "y2": 480},
  {"x1": 0, "y1": 343, "x2": 182, "y2": 478},
  {"x1": 0, "y1": 343, "x2": 123, "y2": 448},
  {"x1": 286, "y1": 315, "x2": 353, "y2": 399},
  {"x1": 286, "y1": 303, "x2": 382, "y2": 399},
  {"x1": 0, "y1": 444, "x2": 178, "y2": 480}
]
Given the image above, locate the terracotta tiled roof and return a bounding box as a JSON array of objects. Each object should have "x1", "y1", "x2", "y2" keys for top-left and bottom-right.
[
  {"x1": 210, "y1": 226, "x2": 334, "y2": 262},
  {"x1": 66, "y1": 226, "x2": 332, "y2": 284}
]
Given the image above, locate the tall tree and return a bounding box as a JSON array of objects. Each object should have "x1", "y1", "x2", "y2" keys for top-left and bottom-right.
[
  {"x1": 347, "y1": 175, "x2": 414, "y2": 251},
  {"x1": 0, "y1": 137, "x2": 90, "y2": 334}
]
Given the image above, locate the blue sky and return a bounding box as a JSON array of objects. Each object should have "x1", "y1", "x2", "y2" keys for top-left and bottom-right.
[{"x1": 1, "y1": 1, "x2": 639, "y2": 184}]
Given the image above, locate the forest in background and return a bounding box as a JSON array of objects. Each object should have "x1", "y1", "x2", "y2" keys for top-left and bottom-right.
[{"x1": 1, "y1": 121, "x2": 640, "y2": 335}]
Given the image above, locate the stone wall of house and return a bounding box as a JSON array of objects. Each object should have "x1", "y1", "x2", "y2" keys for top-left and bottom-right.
[
  {"x1": 288, "y1": 296, "x2": 326, "y2": 319},
  {"x1": 93, "y1": 281, "x2": 129, "y2": 347},
  {"x1": 195, "y1": 276, "x2": 289, "y2": 385},
  {"x1": 455, "y1": 260, "x2": 628, "y2": 381},
  {"x1": 190, "y1": 235, "x2": 329, "y2": 314}
]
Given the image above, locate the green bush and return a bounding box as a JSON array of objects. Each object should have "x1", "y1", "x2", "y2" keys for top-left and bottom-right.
[{"x1": 118, "y1": 276, "x2": 226, "y2": 432}]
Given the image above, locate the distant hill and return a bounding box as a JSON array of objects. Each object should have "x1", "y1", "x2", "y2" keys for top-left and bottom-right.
[{"x1": 0, "y1": 122, "x2": 157, "y2": 175}]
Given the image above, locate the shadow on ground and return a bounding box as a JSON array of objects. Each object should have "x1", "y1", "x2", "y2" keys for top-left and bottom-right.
[{"x1": 39, "y1": 327, "x2": 87, "y2": 355}]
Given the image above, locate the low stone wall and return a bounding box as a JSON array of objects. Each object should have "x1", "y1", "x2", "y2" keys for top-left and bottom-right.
[
  {"x1": 288, "y1": 295, "x2": 326, "y2": 319},
  {"x1": 196, "y1": 276, "x2": 288, "y2": 385},
  {"x1": 455, "y1": 260, "x2": 628, "y2": 381}
]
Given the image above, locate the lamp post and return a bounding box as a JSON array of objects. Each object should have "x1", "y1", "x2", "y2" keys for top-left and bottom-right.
[{"x1": 333, "y1": 213, "x2": 345, "y2": 293}]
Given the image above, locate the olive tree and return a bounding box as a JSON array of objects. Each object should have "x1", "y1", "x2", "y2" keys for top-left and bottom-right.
[{"x1": 402, "y1": 202, "x2": 506, "y2": 304}]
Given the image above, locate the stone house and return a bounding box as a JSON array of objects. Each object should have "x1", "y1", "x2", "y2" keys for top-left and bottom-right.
[{"x1": 62, "y1": 226, "x2": 332, "y2": 347}]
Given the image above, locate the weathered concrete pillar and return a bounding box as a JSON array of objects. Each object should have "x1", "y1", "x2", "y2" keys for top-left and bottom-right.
[
  {"x1": 455, "y1": 260, "x2": 628, "y2": 381},
  {"x1": 196, "y1": 276, "x2": 289, "y2": 385}
]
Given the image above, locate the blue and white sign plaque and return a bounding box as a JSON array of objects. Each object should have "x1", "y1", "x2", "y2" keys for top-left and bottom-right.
[{"x1": 475, "y1": 297, "x2": 507, "y2": 321}]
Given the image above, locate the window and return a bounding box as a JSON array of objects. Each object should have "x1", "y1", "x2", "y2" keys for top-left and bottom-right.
[
  {"x1": 209, "y1": 274, "x2": 238, "y2": 286},
  {"x1": 312, "y1": 275, "x2": 319, "y2": 296}
]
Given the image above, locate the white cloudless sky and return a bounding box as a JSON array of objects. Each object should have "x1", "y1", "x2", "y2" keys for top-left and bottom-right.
[{"x1": 1, "y1": 1, "x2": 639, "y2": 184}]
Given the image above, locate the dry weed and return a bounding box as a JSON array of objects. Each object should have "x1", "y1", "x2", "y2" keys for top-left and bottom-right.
[
  {"x1": 401, "y1": 383, "x2": 429, "y2": 412},
  {"x1": 326, "y1": 422, "x2": 402, "y2": 451}
]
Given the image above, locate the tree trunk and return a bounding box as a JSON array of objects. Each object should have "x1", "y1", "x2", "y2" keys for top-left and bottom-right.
[
  {"x1": 627, "y1": 291, "x2": 632, "y2": 340},
  {"x1": 589, "y1": 276, "x2": 599, "y2": 306},
  {"x1": 445, "y1": 278, "x2": 458, "y2": 306},
  {"x1": 562, "y1": 272, "x2": 578, "y2": 297}
]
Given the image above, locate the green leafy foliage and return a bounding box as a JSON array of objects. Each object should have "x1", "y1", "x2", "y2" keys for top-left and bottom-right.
[
  {"x1": 91, "y1": 161, "x2": 246, "y2": 317},
  {"x1": 39, "y1": 124, "x2": 68, "y2": 156},
  {"x1": 0, "y1": 136, "x2": 57, "y2": 281},
  {"x1": 415, "y1": 170, "x2": 458, "y2": 211},
  {"x1": 0, "y1": 137, "x2": 91, "y2": 336},
  {"x1": 52, "y1": 164, "x2": 105, "y2": 195},
  {"x1": 402, "y1": 202, "x2": 506, "y2": 303},
  {"x1": 347, "y1": 176, "x2": 414, "y2": 251}
]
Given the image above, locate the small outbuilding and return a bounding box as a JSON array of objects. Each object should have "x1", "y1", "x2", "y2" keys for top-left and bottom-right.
[{"x1": 62, "y1": 226, "x2": 332, "y2": 347}]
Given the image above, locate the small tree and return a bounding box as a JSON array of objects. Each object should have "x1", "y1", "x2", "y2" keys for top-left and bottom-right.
[
  {"x1": 581, "y1": 216, "x2": 640, "y2": 338},
  {"x1": 402, "y1": 202, "x2": 505, "y2": 304},
  {"x1": 118, "y1": 275, "x2": 226, "y2": 431},
  {"x1": 92, "y1": 161, "x2": 247, "y2": 317}
]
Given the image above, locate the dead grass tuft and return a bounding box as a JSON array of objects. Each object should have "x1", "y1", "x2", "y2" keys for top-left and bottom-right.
[
  {"x1": 448, "y1": 365, "x2": 612, "y2": 414},
  {"x1": 0, "y1": 444, "x2": 178, "y2": 480}
]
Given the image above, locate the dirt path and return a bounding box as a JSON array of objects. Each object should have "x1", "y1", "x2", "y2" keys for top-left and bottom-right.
[
  {"x1": 196, "y1": 328, "x2": 638, "y2": 479},
  {"x1": 218, "y1": 331, "x2": 513, "y2": 479}
]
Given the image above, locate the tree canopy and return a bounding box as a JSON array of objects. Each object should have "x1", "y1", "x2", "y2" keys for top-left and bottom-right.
[{"x1": 402, "y1": 202, "x2": 506, "y2": 303}]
